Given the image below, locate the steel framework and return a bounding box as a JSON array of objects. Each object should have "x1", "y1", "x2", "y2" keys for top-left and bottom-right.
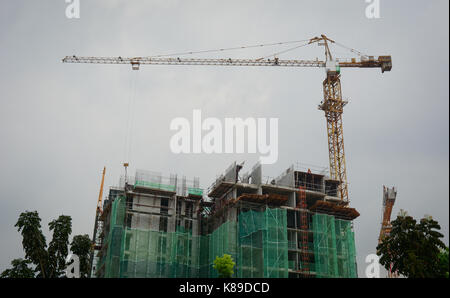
[
  {"x1": 297, "y1": 186, "x2": 310, "y2": 275},
  {"x1": 378, "y1": 186, "x2": 398, "y2": 278},
  {"x1": 319, "y1": 74, "x2": 349, "y2": 203}
]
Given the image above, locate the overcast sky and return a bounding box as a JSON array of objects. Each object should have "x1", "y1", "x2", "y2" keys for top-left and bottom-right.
[{"x1": 0, "y1": 0, "x2": 448, "y2": 277}]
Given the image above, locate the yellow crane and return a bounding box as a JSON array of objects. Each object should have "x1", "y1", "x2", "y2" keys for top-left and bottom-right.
[
  {"x1": 90, "y1": 166, "x2": 106, "y2": 274},
  {"x1": 63, "y1": 34, "x2": 392, "y2": 204}
]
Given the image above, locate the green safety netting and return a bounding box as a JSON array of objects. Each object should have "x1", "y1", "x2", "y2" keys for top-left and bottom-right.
[
  {"x1": 206, "y1": 221, "x2": 238, "y2": 277},
  {"x1": 238, "y1": 208, "x2": 288, "y2": 278},
  {"x1": 188, "y1": 187, "x2": 203, "y2": 196},
  {"x1": 335, "y1": 219, "x2": 357, "y2": 278},
  {"x1": 100, "y1": 197, "x2": 206, "y2": 277},
  {"x1": 98, "y1": 197, "x2": 355, "y2": 278},
  {"x1": 99, "y1": 196, "x2": 126, "y2": 278},
  {"x1": 313, "y1": 213, "x2": 338, "y2": 277},
  {"x1": 134, "y1": 180, "x2": 176, "y2": 192},
  {"x1": 134, "y1": 181, "x2": 202, "y2": 196},
  {"x1": 312, "y1": 214, "x2": 357, "y2": 278},
  {"x1": 119, "y1": 227, "x2": 207, "y2": 278}
]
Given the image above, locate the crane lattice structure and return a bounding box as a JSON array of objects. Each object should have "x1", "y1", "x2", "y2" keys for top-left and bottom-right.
[
  {"x1": 90, "y1": 166, "x2": 106, "y2": 276},
  {"x1": 63, "y1": 34, "x2": 392, "y2": 205},
  {"x1": 378, "y1": 185, "x2": 398, "y2": 278}
]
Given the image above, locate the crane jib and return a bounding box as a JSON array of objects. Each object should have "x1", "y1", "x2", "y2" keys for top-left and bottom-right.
[{"x1": 62, "y1": 55, "x2": 392, "y2": 72}]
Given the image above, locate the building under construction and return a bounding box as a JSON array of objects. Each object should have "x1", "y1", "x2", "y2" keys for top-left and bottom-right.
[{"x1": 93, "y1": 161, "x2": 359, "y2": 278}]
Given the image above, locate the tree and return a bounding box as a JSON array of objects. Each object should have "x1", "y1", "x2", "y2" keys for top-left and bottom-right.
[
  {"x1": 48, "y1": 215, "x2": 72, "y2": 277},
  {"x1": 0, "y1": 259, "x2": 35, "y2": 278},
  {"x1": 377, "y1": 212, "x2": 446, "y2": 278},
  {"x1": 70, "y1": 234, "x2": 92, "y2": 278},
  {"x1": 213, "y1": 254, "x2": 235, "y2": 278},
  {"x1": 438, "y1": 247, "x2": 449, "y2": 278},
  {"x1": 15, "y1": 211, "x2": 49, "y2": 278},
  {"x1": 2, "y1": 210, "x2": 88, "y2": 278}
]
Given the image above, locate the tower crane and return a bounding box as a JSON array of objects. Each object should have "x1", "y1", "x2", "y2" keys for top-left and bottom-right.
[
  {"x1": 90, "y1": 166, "x2": 106, "y2": 276},
  {"x1": 63, "y1": 34, "x2": 392, "y2": 204},
  {"x1": 379, "y1": 185, "x2": 398, "y2": 277}
]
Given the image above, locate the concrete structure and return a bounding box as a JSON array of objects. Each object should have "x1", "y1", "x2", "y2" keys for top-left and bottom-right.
[{"x1": 94, "y1": 162, "x2": 359, "y2": 278}]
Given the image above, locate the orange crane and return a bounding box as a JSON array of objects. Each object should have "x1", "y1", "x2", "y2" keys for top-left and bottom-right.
[
  {"x1": 378, "y1": 185, "x2": 398, "y2": 277},
  {"x1": 63, "y1": 34, "x2": 392, "y2": 204},
  {"x1": 90, "y1": 166, "x2": 106, "y2": 275}
]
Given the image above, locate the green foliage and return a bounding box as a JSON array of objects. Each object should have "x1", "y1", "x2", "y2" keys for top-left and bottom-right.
[
  {"x1": 2, "y1": 210, "x2": 89, "y2": 278},
  {"x1": 70, "y1": 234, "x2": 92, "y2": 278},
  {"x1": 438, "y1": 247, "x2": 449, "y2": 278},
  {"x1": 48, "y1": 215, "x2": 72, "y2": 277},
  {"x1": 213, "y1": 254, "x2": 235, "y2": 278},
  {"x1": 376, "y1": 212, "x2": 446, "y2": 278},
  {"x1": 15, "y1": 211, "x2": 49, "y2": 277},
  {"x1": 0, "y1": 259, "x2": 35, "y2": 278}
]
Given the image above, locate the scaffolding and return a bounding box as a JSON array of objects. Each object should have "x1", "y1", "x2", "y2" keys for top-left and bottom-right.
[
  {"x1": 237, "y1": 208, "x2": 289, "y2": 278},
  {"x1": 98, "y1": 196, "x2": 126, "y2": 278},
  {"x1": 207, "y1": 221, "x2": 238, "y2": 277},
  {"x1": 335, "y1": 219, "x2": 357, "y2": 278},
  {"x1": 312, "y1": 213, "x2": 357, "y2": 278},
  {"x1": 99, "y1": 196, "x2": 207, "y2": 278},
  {"x1": 98, "y1": 196, "x2": 355, "y2": 278},
  {"x1": 297, "y1": 186, "x2": 310, "y2": 275},
  {"x1": 98, "y1": 197, "x2": 290, "y2": 278},
  {"x1": 134, "y1": 170, "x2": 177, "y2": 192}
]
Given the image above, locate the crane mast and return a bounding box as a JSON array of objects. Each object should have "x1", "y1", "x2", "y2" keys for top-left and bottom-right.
[
  {"x1": 90, "y1": 166, "x2": 106, "y2": 276},
  {"x1": 379, "y1": 185, "x2": 398, "y2": 277},
  {"x1": 379, "y1": 186, "x2": 397, "y2": 242},
  {"x1": 63, "y1": 35, "x2": 392, "y2": 204},
  {"x1": 319, "y1": 73, "x2": 348, "y2": 202}
]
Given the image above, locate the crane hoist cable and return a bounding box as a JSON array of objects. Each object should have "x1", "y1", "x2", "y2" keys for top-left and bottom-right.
[
  {"x1": 256, "y1": 40, "x2": 313, "y2": 60},
  {"x1": 144, "y1": 39, "x2": 311, "y2": 58},
  {"x1": 332, "y1": 40, "x2": 369, "y2": 58},
  {"x1": 123, "y1": 70, "x2": 138, "y2": 165},
  {"x1": 143, "y1": 37, "x2": 369, "y2": 65}
]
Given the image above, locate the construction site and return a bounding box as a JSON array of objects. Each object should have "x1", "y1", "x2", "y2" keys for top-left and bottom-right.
[
  {"x1": 63, "y1": 34, "x2": 394, "y2": 278},
  {"x1": 92, "y1": 162, "x2": 359, "y2": 278}
]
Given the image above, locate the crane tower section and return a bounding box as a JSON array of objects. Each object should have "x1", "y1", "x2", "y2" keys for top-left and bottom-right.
[
  {"x1": 319, "y1": 73, "x2": 348, "y2": 203},
  {"x1": 379, "y1": 186, "x2": 397, "y2": 243}
]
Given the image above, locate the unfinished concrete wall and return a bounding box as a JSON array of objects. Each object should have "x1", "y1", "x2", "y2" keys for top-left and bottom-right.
[
  {"x1": 130, "y1": 195, "x2": 162, "y2": 231},
  {"x1": 276, "y1": 165, "x2": 295, "y2": 188},
  {"x1": 224, "y1": 162, "x2": 237, "y2": 183},
  {"x1": 250, "y1": 162, "x2": 262, "y2": 186}
]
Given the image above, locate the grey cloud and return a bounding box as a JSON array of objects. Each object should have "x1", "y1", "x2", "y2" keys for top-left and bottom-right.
[{"x1": 0, "y1": 0, "x2": 448, "y2": 277}]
